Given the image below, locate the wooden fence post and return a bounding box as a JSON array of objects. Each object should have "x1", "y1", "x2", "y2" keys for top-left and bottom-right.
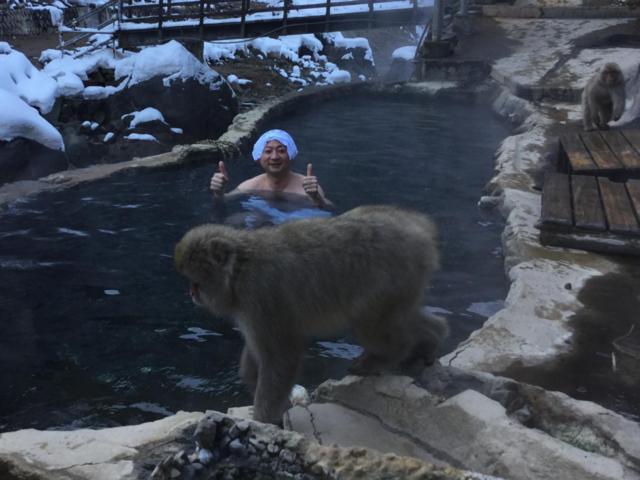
[
  {"x1": 240, "y1": 0, "x2": 247, "y2": 37},
  {"x1": 324, "y1": 0, "x2": 331, "y2": 31},
  {"x1": 199, "y1": 0, "x2": 205, "y2": 38},
  {"x1": 158, "y1": 0, "x2": 164, "y2": 41},
  {"x1": 283, "y1": 0, "x2": 289, "y2": 35}
]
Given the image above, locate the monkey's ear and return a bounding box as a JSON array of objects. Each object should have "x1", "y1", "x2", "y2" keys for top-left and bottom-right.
[{"x1": 207, "y1": 237, "x2": 235, "y2": 266}]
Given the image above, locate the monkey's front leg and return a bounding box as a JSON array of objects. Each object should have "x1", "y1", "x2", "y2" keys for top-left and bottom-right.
[
  {"x1": 239, "y1": 344, "x2": 259, "y2": 395},
  {"x1": 612, "y1": 89, "x2": 626, "y2": 121},
  {"x1": 252, "y1": 341, "x2": 303, "y2": 425}
]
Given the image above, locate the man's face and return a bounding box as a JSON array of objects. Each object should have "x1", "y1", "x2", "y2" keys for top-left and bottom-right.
[{"x1": 259, "y1": 140, "x2": 290, "y2": 175}]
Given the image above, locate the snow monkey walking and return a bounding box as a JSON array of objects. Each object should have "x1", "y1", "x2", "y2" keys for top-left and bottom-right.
[
  {"x1": 174, "y1": 205, "x2": 448, "y2": 425},
  {"x1": 582, "y1": 62, "x2": 626, "y2": 131}
]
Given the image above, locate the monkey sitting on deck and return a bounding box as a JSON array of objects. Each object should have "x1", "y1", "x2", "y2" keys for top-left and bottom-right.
[
  {"x1": 175, "y1": 205, "x2": 448, "y2": 425},
  {"x1": 582, "y1": 62, "x2": 626, "y2": 131}
]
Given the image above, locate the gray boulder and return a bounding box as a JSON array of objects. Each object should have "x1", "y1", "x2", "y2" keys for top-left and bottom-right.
[{"x1": 0, "y1": 137, "x2": 68, "y2": 186}]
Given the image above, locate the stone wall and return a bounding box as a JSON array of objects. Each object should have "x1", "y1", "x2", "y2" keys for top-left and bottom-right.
[{"x1": 0, "y1": 5, "x2": 55, "y2": 35}]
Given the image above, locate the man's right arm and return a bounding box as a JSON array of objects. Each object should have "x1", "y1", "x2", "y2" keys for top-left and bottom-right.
[{"x1": 210, "y1": 161, "x2": 229, "y2": 202}]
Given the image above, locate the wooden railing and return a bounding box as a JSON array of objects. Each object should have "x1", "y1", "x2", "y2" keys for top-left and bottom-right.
[
  {"x1": 60, "y1": 0, "x2": 429, "y2": 52},
  {"x1": 116, "y1": 0, "x2": 420, "y2": 28}
]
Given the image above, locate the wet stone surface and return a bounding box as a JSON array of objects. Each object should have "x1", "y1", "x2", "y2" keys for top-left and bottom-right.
[{"x1": 503, "y1": 261, "x2": 640, "y2": 421}]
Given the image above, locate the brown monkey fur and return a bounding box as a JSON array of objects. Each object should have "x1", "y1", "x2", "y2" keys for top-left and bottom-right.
[
  {"x1": 174, "y1": 205, "x2": 448, "y2": 424},
  {"x1": 582, "y1": 62, "x2": 626, "y2": 131}
]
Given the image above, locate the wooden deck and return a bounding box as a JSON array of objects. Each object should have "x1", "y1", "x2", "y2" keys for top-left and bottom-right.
[
  {"x1": 541, "y1": 128, "x2": 640, "y2": 255},
  {"x1": 560, "y1": 129, "x2": 640, "y2": 176}
]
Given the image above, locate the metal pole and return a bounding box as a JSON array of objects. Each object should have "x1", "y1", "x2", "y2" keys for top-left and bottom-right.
[
  {"x1": 459, "y1": 0, "x2": 468, "y2": 17},
  {"x1": 431, "y1": 0, "x2": 443, "y2": 41}
]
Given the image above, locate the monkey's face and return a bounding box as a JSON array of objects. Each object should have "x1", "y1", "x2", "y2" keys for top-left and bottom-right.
[
  {"x1": 258, "y1": 140, "x2": 291, "y2": 176},
  {"x1": 175, "y1": 226, "x2": 238, "y2": 316},
  {"x1": 601, "y1": 64, "x2": 622, "y2": 87}
]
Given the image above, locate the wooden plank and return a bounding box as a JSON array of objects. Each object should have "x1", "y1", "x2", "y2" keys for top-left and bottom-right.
[
  {"x1": 571, "y1": 175, "x2": 606, "y2": 231},
  {"x1": 600, "y1": 130, "x2": 640, "y2": 170},
  {"x1": 541, "y1": 172, "x2": 573, "y2": 227},
  {"x1": 622, "y1": 130, "x2": 640, "y2": 156},
  {"x1": 560, "y1": 134, "x2": 596, "y2": 172},
  {"x1": 627, "y1": 179, "x2": 640, "y2": 221},
  {"x1": 580, "y1": 131, "x2": 623, "y2": 171},
  {"x1": 598, "y1": 177, "x2": 640, "y2": 235},
  {"x1": 540, "y1": 230, "x2": 640, "y2": 257}
]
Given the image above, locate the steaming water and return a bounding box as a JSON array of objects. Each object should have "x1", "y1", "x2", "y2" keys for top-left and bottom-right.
[{"x1": 0, "y1": 95, "x2": 510, "y2": 432}]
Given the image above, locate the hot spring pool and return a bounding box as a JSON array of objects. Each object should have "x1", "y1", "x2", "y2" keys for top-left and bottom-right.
[{"x1": 0, "y1": 95, "x2": 511, "y2": 431}]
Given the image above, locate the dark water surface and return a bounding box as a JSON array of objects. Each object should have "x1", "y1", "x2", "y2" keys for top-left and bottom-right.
[{"x1": 0, "y1": 95, "x2": 510, "y2": 432}]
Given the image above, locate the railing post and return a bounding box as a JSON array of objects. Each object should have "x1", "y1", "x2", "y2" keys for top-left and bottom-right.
[
  {"x1": 283, "y1": 0, "x2": 289, "y2": 35},
  {"x1": 240, "y1": 0, "x2": 247, "y2": 37},
  {"x1": 158, "y1": 0, "x2": 164, "y2": 41},
  {"x1": 199, "y1": 0, "x2": 205, "y2": 39},
  {"x1": 431, "y1": 0, "x2": 443, "y2": 41},
  {"x1": 459, "y1": 0, "x2": 468, "y2": 16},
  {"x1": 324, "y1": 0, "x2": 330, "y2": 32},
  {"x1": 411, "y1": 0, "x2": 417, "y2": 22},
  {"x1": 367, "y1": 0, "x2": 373, "y2": 30}
]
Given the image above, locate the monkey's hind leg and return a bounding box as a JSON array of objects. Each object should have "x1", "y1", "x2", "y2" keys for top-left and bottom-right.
[
  {"x1": 350, "y1": 305, "x2": 425, "y2": 376},
  {"x1": 401, "y1": 310, "x2": 449, "y2": 369}
]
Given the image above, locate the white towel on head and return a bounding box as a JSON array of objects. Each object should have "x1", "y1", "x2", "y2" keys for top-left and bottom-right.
[{"x1": 252, "y1": 129, "x2": 298, "y2": 161}]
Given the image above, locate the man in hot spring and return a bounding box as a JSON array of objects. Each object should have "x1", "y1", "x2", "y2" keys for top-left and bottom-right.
[{"x1": 209, "y1": 129, "x2": 334, "y2": 227}]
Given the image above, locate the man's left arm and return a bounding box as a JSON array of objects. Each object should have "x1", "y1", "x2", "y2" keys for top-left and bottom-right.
[{"x1": 303, "y1": 163, "x2": 334, "y2": 209}]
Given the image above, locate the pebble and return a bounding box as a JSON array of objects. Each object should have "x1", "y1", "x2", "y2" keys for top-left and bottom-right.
[
  {"x1": 228, "y1": 438, "x2": 247, "y2": 457},
  {"x1": 279, "y1": 448, "x2": 296, "y2": 464},
  {"x1": 267, "y1": 443, "x2": 279, "y2": 455},
  {"x1": 197, "y1": 448, "x2": 217, "y2": 464}
]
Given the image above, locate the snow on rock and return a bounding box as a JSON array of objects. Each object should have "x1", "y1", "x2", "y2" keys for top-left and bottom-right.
[
  {"x1": 392, "y1": 46, "x2": 416, "y2": 61},
  {"x1": 124, "y1": 133, "x2": 158, "y2": 142},
  {"x1": 115, "y1": 40, "x2": 223, "y2": 89},
  {"x1": 55, "y1": 71, "x2": 85, "y2": 96},
  {"x1": 43, "y1": 40, "x2": 224, "y2": 100},
  {"x1": 226, "y1": 74, "x2": 252, "y2": 85},
  {"x1": 326, "y1": 69, "x2": 351, "y2": 84},
  {"x1": 0, "y1": 44, "x2": 58, "y2": 114},
  {"x1": 123, "y1": 107, "x2": 167, "y2": 128},
  {"x1": 0, "y1": 90, "x2": 64, "y2": 151}
]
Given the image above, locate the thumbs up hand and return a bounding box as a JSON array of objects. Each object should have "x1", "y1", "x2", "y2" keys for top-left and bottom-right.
[
  {"x1": 210, "y1": 161, "x2": 229, "y2": 198},
  {"x1": 302, "y1": 163, "x2": 320, "y2": 200}
]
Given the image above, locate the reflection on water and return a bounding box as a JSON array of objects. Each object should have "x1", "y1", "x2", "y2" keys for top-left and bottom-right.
[
  {"x1": 223, "y1": 193, "x2": 333, "y2": 229},
  {"x1": 0, "y1": 95, "x2": 511, "y2": 432}
]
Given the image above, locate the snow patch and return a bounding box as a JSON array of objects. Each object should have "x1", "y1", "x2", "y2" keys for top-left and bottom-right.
[
  {"x1": 0, "y1": 90, "x2": 64, "y2": 151},
  {"x1": 123, "y1": 107, "x2": 167, "y2": 128},
  {"x1": 392, "y1": 46, "x2": 416, "y2": 61}
]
